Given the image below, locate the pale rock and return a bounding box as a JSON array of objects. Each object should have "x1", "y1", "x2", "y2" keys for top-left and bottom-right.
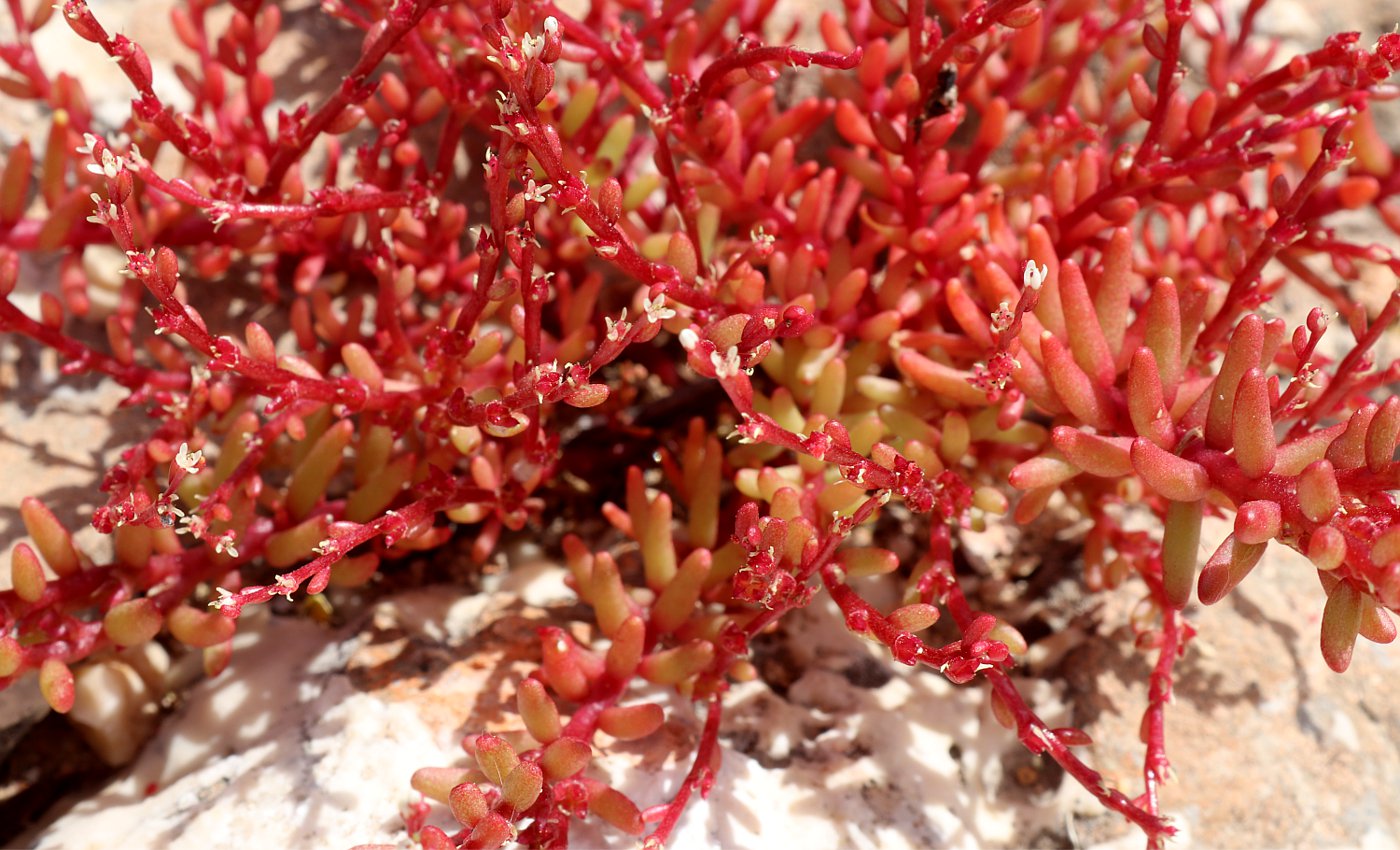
[
  {"x1": 26, "y1": 569, "x2": 1065, "y2": 850},
  {"x1": 67, "y1": 655, "x2": 161, "y2": 766}
]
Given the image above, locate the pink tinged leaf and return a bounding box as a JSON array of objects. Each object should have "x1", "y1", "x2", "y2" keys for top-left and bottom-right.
[
  {"x1": 1373, "y1": 527, "x2": 1400, "y2": 567},
  {"x1": 10, "y1": 542, "x2": 47, "y2": 602},
  {"x1": 286, "y1": 419, "x2": 354, "y2": 520},
  {"x1": 1052, "y1": 727, "x2": 1093, "y2": 747},
  {"x1": 894, "y1": 348, "x2": 989, "y2": 406},
  {"x1": 988, "y1": 620, "x2": 1030, "y2": 655},
  {"x1": 20, "y1": 497, "x2": 80, "y2": 577},
  {"x1": 652, "y1": 548, "x2": 710, "y2": 634},
  {"x1": 1320, "y1": 582, "x2": 1363, "y2": 673},
  {"x1": 1014, "y1": 485, "x2": 1055, "y2": 524},
  {"x1": 1095, "y1": 227, "x2": 1135, "y2": 357},
  {"x1": 1297, "y1": 459, "x2": 1341, "y2": 524},
  {"x1": 449, "y1": 782, "x2": 489, "y2": 826},
  {"x1": 1382, "y1": 565, "x2": 1400, "y2": 614},
  {"x1": 1040, "y1": 332, "x2": 1113, "y2": 430},
  {"x1": 837, "y1": 547, "x2": 900, "y2": 577},
  {"x1": 1131, "y1": 438, "x2": 1209, "y2": 502},
  {"x1": 598, "y1": 703, "x2": 665, "y2": 741},
  {"x1": 1057, "y1": 260, "x2": 1116, "y2": 384},
  {"x1": 589, "y1": 553, "x2": 633, "y2": 638},
  {"x1": 103, "y1": 598, "x2": 163, "y2": 647},
  {"x1": 1127, "y1": 348, "x2": 1176, "y2": 447},
  {"x1": 1197, "y1": 534, "x2": 1267, "y2": 605},
  {"x1": 638, "y1": 639, "x2": 714, "y2": 685},
  {"x1": 1365, "y1": 397, "x2": 1400, "y2": 472},
  {"x1": 1274, "y1": 421, "x2": 1347, "y2": 476},
  {"x1": 168, "y1": 604, "x2": 235, "y2": 648},
  {"x1": 1307, "y1": 526, "x2": 1347, "y2": 571},
  {"x1": 540, "y1": 737, "x2": 593, "y2": 780},
  {"x1": 465, "y1": 813, "x2": 514, "y2": 850},
  {"x1": 1234, "y1": 500, "x2": 1281, "y2": 544},
  {"x1": 1010, "y1": 353, "x2": 1068, "y2": 415},
  {"x1": 39, "y1": 658, "x2": 75, "y2": 713},
  {"x1": 472, "y1": 733, "x2": 519, "y2": 787},
  {"x1": 944, "y1": 277, "x2": 994, "y2": 350},
  {"x1": 541, "y1": 629, "x2": 591, "y2": 701},
  {"x1": 964, "y1": 613, "x2": 997, "y2": 644},
  {"x1": 1325, "y1": 403, "x2": 1377, "y2": 470},
  {"x1": 563, "y1": 383, "x2": 610, "y2": 407},
  {"x1": 1008, "y1": 454, "x2": 1081, "y2": 490},
  {"x1": 888, "y1": 603, "x2": 940, "y2": 632},
  {"x1": 1027, "y1": 223, "x2": 1064, "y2": 337},
  {"x1": 0, "y1": 636, "x2": 20, "y2": 677},
  {"x1": 641, "y1": 492, "x2": 677, "y2": 589},
  {"x1": 1142, "y1": 278, "x2": 1183, "y2": 405},
  {"x1": 1051, "y1": 427, "x2": 1134, "y2": 477},
  {"x1": 605, "y1": 615, "x2": 645, "y2": 681},
  {"x1": 1231, "y1": 368, "x2": 1276, "y2": 478},
  {"x1": 419, "y1": 826, "x2": 454, "y2": 850},
  {"x1": 516, "y1": 678, "x2": 562, "y2": 744},
  {"x1": 590, "y1": 786, "x2": 645, "y2": 835},
  {"x1": 500, "y1": 761, "x2": 544, "y2": 813},
  {"x1": 1205, "y1": 314, "x2": 1264, "y2": 450},
  {"x1": 989, "y1": 689, "x2": 1016, "y2": 729},
  {"x1": 1360, "y1": 602, "x2": 1397, "y2": 645},
  {"x1": 1162, "y1": 499, "x2": 1204, "y2": 609}
]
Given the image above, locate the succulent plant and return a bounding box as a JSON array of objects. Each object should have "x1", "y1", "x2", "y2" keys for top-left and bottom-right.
[{"x1": 1, "y1": 0, "x2": 1398, "y2": 847}]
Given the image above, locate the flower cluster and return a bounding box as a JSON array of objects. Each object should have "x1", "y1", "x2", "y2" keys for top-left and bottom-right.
[{"x1": 1, "y1": 0, "x2": 1398, "y2": 847}]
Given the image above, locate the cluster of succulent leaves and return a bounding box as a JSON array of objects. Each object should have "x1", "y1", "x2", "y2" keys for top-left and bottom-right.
[{"x1": 1, "y1": 0, "x2": 1398, "y2": 846}]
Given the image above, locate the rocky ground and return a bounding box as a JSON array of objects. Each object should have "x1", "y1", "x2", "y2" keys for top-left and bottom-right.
[{"x1": 3, "y1": 1, "x2": 1400, "y2": 849}]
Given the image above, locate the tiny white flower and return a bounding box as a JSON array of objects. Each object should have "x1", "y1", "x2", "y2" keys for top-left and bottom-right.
[
  {"x1": 209, "y1": 586, "x2": 238, "y2": 610},
  {"x1": 495, "y1": 91, "x2": 519, "y2": 116},
  {"x1": 678, "y1": 327, "x2": 700, "y2": 350},
  {"x1": 215, "y1": 532, "x2": 240, "y2": 559},
  {"x1": 274, "y1": 573, "x2": 297, "y2": 599},
  {"x1": 605, "y1": 310, "x2": 630, "y2": 342},
  {"x1": 174, "y1": 442, "x2": 204, "y2": 474},
  {"x1": 710, "y1": 346, "x2": 742, "y2": 379},
  {"x1": 990, "y1": 300, "x2": 1014, "y2": 333},
  {"x1": 521, "y1": 32, "x2": 546, "y2": 61},
  {"x1": 86, "y1": 193, "x2": 109, "y2": 226},
  {"x1": 1023, "y1": 261, "x2": 1048, "y2": 291},
  {"x1": 544, "y1": 16, "x2": 559, "y2": 35},
  {"x1": 209, "y1": 205, "x2": 232, "y2": 231},
  {"x1": 177, "y1": 513, "x2": 203, "y2": 537},
  {"x1": 103, "y1": 149, "x2": 124, "y2": 178},
  {"x1": 642, "y1": 293, "x2": 676, "y2": 323},
  {"x1": 523, "y1": 178, "x2": 553, "y2": 204}
]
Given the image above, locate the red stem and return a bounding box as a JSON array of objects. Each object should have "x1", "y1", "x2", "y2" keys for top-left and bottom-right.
[
  {"x1": 258, "y1": 0, "x2": 435, "y2": 196},
  {"x1": 642, "y1": 695, "x2": 723, "y2": 848}
]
